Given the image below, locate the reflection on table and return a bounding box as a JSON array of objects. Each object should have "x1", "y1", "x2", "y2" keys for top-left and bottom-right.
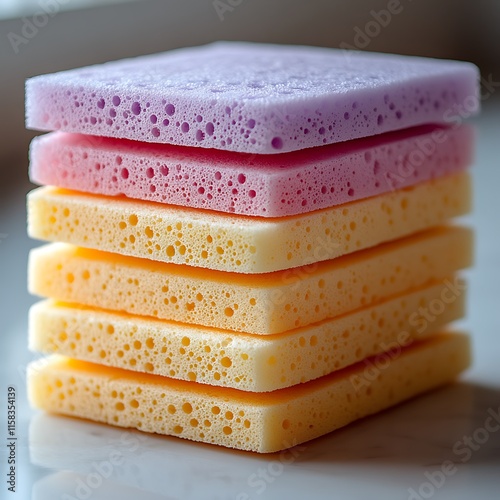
[{"x1": 29, "y1": 381, "x2": 500, "y2": 500}]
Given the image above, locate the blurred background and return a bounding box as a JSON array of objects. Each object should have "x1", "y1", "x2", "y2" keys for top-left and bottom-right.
[
  {"x1": 1, "y1": 0, "x2": 500, "y2": 169},
  {"x1": 2, "y1": 0, "x2": 499, "y2": 332},
  {"x1": 0, "y1": 1, "x2": 499, "y2": 497}
]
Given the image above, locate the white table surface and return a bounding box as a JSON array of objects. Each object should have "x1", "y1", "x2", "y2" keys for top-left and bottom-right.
[{"x1": 1, "y1": 98, "x2": 499, "y2": 500}]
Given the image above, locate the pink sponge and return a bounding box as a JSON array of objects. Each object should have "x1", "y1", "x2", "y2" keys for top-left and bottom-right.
[
  {"x1": 29, "y1": 125, "x2": 473, "y2": 217},
  {"x1": 26, "y1": 42, "x2": 479, "y2": 154}
]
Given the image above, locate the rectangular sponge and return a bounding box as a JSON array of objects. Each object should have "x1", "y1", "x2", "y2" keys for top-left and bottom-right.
[
  {"x1": 25, "y1": 42, "x2": 479, "y2": 153},
  {"x1": 27, "y1": 332, "x2": 471, "y2": 453},
  {"x1": 28, "y1": 226, "x2": 472, "y2": 334},
  {"x1": 29, "y1": 125, "x2": 473, "y2": 217},
  {"x1": 29, "y1": 280, "x2": 466, "y2": 392},
  {"x1": 28, "y1": 172, "x2": 471, "y2": 273}
]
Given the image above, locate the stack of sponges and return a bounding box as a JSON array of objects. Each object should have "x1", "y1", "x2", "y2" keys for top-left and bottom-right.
[{"x1": 26, "y1": 43, "x2": 478, "y2": 453}]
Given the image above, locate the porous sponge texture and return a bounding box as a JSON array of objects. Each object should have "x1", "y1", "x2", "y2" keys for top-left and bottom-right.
[
  {"x1": 29, "y1": 279, "x2": 466, "y2": 392},
  {"x1": 26, "y1": 42, "x2": 479, "y2": 153},
  {"x1": 27, "y1": 332, "x2": 471, "y2": 452},
  {"x1": 28, "y1": 172, "x2": 471, "y2": 273},
  {"x1": 28, "y1": 226, "x2": 472, "y2": 334},
  {"x1": 29, "y1": 124, "x2": 473, "y2": 217}
]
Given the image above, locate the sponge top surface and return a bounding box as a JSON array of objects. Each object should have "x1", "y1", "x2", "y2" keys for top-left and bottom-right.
[{"x1": 26, "y1": 42, "x2": 479, "y2": 153}]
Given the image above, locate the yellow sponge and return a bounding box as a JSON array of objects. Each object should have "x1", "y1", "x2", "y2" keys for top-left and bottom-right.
[
  {"x1": 28, "y1": 226, "x2": 472, "y2": 334},
  {"x1": 27, "y1": 172, "x2": 471, "y2": 273},
  {"x1": 29, "y1": 279, "x2": 466, "y2": 391},
  {"x1": 27, "y1": 332, "x2": 471, "y2": 453}
]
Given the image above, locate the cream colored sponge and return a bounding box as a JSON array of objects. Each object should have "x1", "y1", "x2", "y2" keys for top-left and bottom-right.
[
  {"x1": 29, "y1": 280, "x2": 466, "y2": 391},
  {"x1": 28, "y1": 172, "x2": 471, "y2": 273},
  {"x1": 27, "y1": 332, "x2": 471, "y2": 453},
  {"x1": 28, "y1": 226, "x2": 472, "y2": 334}
]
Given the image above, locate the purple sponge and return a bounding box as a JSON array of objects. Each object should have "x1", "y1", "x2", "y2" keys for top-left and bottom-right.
[
  {"x1": 26, "y1": 42, "x2": 479, "y2": 154},
  {"x1": 30, "y1": 125, "x2": 473, "y2": 217}
]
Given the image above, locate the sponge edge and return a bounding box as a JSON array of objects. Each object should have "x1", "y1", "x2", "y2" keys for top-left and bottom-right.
[
  {"x1": 27, "y1": 332, "x2": 471, "y2": 453},
  {"x1": 27, "y1": 172, "x2": 472, "y2": 273},
  {"x1": 25, "y1": 42, "x2": 479, "y2": 153},
  {"x1": 28, "y1": 279, "x2": 466, "y2": 391},
  {"x1": 28, "y1": 226, "x2": 473, "y2": 334},
  {"x1": 28, "y1": 124, "x2": 474, "y2": 217}
]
